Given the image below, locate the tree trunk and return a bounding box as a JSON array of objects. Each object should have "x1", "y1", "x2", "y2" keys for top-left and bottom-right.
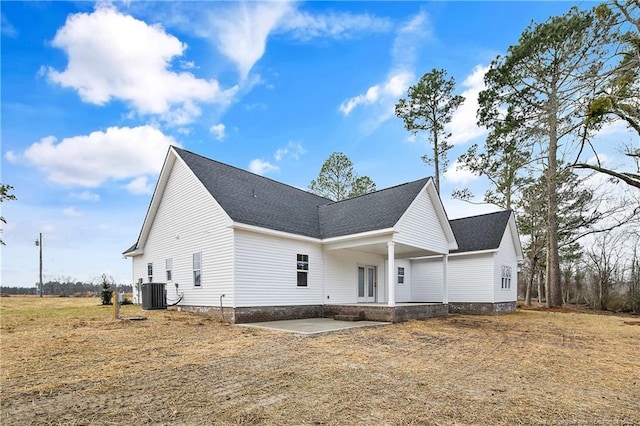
[
  {"x1": 546, "y1": 81, "x2": 563, "y2": 307},
  {"x1": 525, "y1": 255, "x2": 537, "y2": 307},
  {"x1": 433, "y1": 131, "x2": 440, "y2": 194},
  {"x1": 538, "y1": 271, "x2": 544, "y2": 304}
]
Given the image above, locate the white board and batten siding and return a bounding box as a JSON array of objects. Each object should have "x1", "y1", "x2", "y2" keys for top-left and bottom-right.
[
  {"x1": 132, "y1": 158, "x2": 235, "y2": 307},
  {"x1": 324, "y1": 249, "x2": 385, "y2": 304},
  {"x1": 394, "y1": 188, "x2": 449, "y2": 254},
  {"x1": 493, "y1": 224, "x2": 518, "y2": 303},
  {"x1": 234, "y1": 230, "x2": 323, "y2": 307}
]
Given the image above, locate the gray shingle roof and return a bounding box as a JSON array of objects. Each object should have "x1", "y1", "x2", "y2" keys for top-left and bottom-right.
[
  {"x1": 319, "y1": 178, "x2": 430, "y2": 238},
  {"x1": 449, "y1": 210, "x2": 512, "y2": 253},
  {"x1": 123, "y1": 147, "x2": 437, "y2": 254},
  {"x1": 174, "y1": 148, "x2": 430, "y2": 239},
  {"x1": 175, "y1": 147, "x2": 330, "y2": 238}
]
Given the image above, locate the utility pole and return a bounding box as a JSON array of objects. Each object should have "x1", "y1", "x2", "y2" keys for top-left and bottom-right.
[{"x1": 35, "y1": 233, "x2": 42, "y2": 297}]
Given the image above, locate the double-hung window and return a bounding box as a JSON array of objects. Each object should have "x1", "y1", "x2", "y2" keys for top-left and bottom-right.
[
  {"x1": 147, "y1": 263, "x2": 153, "y2": 282},
  {"x1": 166, "y1": 258, "x2": 173, "y2": 282},
  {"x1": 397, "y1": 267, "x2": 405, "y2": 285},
  {"x1": 297, "y1": 254, "x2": 309, "y2": 287},
  {"x1": 501, "y1": 265, "x2": 512, "y2": 289},
  {"x1": 193, "y1": 252, "x2": 202, "y2": 287}
]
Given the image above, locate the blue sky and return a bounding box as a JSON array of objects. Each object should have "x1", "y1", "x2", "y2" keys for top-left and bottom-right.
[{"x1": 2, "y1": 1, "x2": 637, "y2": 287}]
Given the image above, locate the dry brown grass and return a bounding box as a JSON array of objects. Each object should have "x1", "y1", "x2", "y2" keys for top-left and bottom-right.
[{"x1": 1, "y1": 297, "x2": 638, "y2": 425}]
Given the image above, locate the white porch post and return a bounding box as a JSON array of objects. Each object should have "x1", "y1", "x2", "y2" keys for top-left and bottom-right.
[
  {"x1": 442, "y1": 254, "x2": 449, "y2": 304},
  {"x1": 387, "y1": 242, "x2": 395, "y2": 307}
]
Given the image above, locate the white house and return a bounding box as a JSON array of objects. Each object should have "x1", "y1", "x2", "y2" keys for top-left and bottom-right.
[{"x1": 123, "y1": 147, "x2": 522, "y2": 323}]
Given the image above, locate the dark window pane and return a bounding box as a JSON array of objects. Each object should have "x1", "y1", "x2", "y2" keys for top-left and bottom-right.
[{"x1": 297, "y1": 271, "x2": 307, "y2": 287}]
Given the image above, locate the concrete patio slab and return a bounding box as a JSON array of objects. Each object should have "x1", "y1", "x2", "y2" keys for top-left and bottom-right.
[{"x1": 236, "y1": 318, "x2": 391, "y2": 335}]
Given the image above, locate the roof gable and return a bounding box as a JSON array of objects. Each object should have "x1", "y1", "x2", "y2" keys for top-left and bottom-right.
[
  {"x1": 449, "y1": 210, "x2": 513, "y2": 253},
  {"x1": 318, "y1": 178, "x2": 430, "y2": 238}
]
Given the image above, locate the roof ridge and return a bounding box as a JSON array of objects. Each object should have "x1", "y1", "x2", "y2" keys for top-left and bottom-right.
[
  {"x1": 173, "y1": 146, "x2": 332, "y2": 203},
  {"x1": 322, "y1": 176, "x2": 431, "y2": 206},
  {"x1": 450, "y1": 209, "x2": 512, "y2": 222}
]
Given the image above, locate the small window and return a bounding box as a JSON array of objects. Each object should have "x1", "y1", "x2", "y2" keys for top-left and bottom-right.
[
  {"x1": 147, "y1": 263, "x2": 153, "y2": 282},
  {"x1": 501, "y1": 265, "x2": 512, "y2": 289},
  {"x1": 166, "y1": 258, "x2": 173, "y2": 281},
  {"x1": 397, "y1": 267, "x2": 405, "y2": 285},
  {"x1": 193, "y1": 252, "x2": 202, "y2": 287},
  {"x1": 297, "y1": 254, "x2": 308, "y2": 287}
]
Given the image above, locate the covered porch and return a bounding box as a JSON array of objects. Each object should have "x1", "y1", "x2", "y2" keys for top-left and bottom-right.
[{"x1": 322, "y1": 228, "x2": 452, "y2": 309}]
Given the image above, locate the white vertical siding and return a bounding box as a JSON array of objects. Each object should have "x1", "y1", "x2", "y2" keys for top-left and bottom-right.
[
  {"x1": 395, "y1": 188, "x2": 449, "y2": 253},
  {"x1": 234, "y1": 230, "x2": 323, "y2": 306},
  {"x1": 411, "y1": 258, "x2": 444, "y2": 302},
  {"x1": 447, "y1": 253, "x2": 494, "y2": 302},
  {"x1": 132, "y1": 159, "x2": 234, "y2": 307},
  {"x1": 324, "y1": 249, "x2": 385, "y2": 304},
  {"x1": 494, "y1": 224, "x2": 518, "y2": 303}
]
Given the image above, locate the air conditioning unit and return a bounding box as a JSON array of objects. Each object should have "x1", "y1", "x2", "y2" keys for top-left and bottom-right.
[{"x1": 141, "y1": 283, "x2": 167, "y2": 310}]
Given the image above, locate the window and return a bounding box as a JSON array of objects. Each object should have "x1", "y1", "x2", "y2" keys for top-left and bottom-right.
[
  {"x1": 397, "y1": 267, "x2": 405, "y2": 285},
  {"x1": 147, "y1": 263, "x2": 153, "y2": 282},
  {"x1": 193, "y1": 252, "x2": 202, "y2": 287},
  {"x1": 297, "y1": 254, "x2": 309, "y2": 287},
  {"x1": 166, "y1": 258, "x2": 173, "y2": 282},
  {"x1": 501, "y1": 265, "x2": 512, "y2": 289}
]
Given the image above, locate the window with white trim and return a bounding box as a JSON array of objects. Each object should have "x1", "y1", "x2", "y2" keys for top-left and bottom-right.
[
  {"x1": 166, "y1": 258, "x2": 173, "y2": 282},
  {"x1": 147, "y1": 263, "x2": 153, "y2": 282},
  {"x1": 193, "y1": 252, "x2": 202, "y2": 287},
  {"x1": 397, "y1": 267, "x2": 405, "y2": 285},
  {"x1": 501, "y1": 265, "x2": 512, "y2": 289},
  {"x1": 297, "y1": 254, "x2": 309, "y2": 287}
]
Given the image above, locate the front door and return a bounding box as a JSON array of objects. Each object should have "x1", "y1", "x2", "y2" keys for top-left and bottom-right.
[{"x1": 357, "y1": 266, "x2": 377, "y2": 303}]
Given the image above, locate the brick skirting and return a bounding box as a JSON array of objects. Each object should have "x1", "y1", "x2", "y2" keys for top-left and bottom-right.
[
  {"x1": 448, "y1": 301, "x2": 517, "y2": 315},
  {"x1": 174, "y1": 303, "x2": 450, "y2": 324}
]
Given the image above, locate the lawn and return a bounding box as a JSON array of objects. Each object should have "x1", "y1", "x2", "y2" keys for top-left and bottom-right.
[{"x1": 1, "y1": 297, "x2": 638, "y2": 425}]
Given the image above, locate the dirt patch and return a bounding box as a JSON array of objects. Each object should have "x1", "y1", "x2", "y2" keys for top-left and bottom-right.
[{"x1": 1, "y1": 297, "x2": 639, "y2": 425}]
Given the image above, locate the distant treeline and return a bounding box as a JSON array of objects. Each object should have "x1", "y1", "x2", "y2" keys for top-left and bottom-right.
[{"x1": 1, "y1": 280, "x2": 132, "y2": 296}]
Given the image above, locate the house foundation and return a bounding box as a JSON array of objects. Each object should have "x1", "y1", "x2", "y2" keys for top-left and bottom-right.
[
  {"x1": 448, "y1": 301, "x2": 517, "y2": 315},
  {"x1": 173, "y1": 303, "x2": 450, "y2": 324}
]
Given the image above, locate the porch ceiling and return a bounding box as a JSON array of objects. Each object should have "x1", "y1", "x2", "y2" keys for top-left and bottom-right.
[{"x1": 326, "y1": 241, "x2": 443, "y2": 259}]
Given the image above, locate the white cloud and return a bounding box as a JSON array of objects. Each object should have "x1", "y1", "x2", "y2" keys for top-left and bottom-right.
[
  {"x1": 199, "y1": 2, "x2": 294, "y2": 80},
  {"x1": 1, "y1": 13, "x2": 17, "y2": 38},
  {"x1": 189, "y1": 2, "x2": 392, "y2": 80},
  {"x1": 447, "y1": 65, "x2": 490, "y2": 146},
  {"x1": 125, "y1": 176, "x2": 154, "y2": 195},
  {"x1": 5, "y1": 150, "x2": 18, "y2": 163},
  {"x1": 338, "y1": 11, "x2": 431, "y2": 128},
  {"x1": 391, "y1": 10, "x2": 431, "y2": 69},
  {"x1": 63, "y1": 207, "x2": 82, "y2": 217},
  {"x1": 274, "y1": 141, "x2": 306, "y2": 161},
  {"x1": 249, "y1": 159, "x2": 279, "y2": 175},
  {"x1": 278, "y1": 10, "x2": 392, "y2": 41},
  {"x1": 70, "y1": 191, "x2": 100, "y2": 202},
  {"x1": 46, "y1": 4, "x2": 237, "y2": 125},
  {"x1": 443, "y1": 159, "x2": 480, "y2": 185},
  {"x1": 209, "y1": 123, "x2": 226, "y2": 140},
  {"x1": 22, "y1": 125, "x2": 176, "y2": 187},
  {"x1": 340, "y1": 71, "x2": 413, "y2": 116}
]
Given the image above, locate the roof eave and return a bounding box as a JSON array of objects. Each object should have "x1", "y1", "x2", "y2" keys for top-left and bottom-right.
[
  {"x1": 123, "y1": 248, "x2": 143, "y2": 257},
  {"x1": 232, "y1": 222, "x2": 322, "y2": 243}
]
